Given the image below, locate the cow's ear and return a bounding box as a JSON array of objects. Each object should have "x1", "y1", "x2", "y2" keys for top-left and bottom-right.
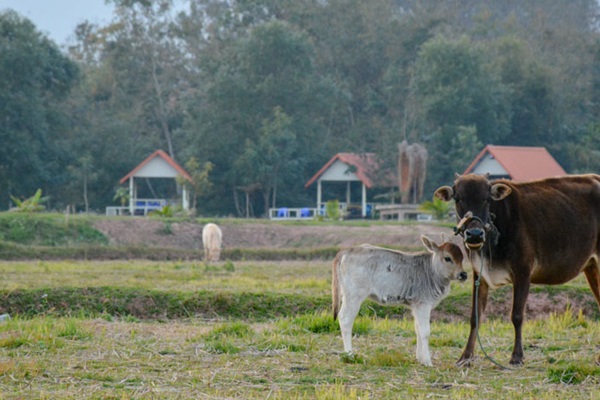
[
  {"x1": 421, "y1": 235, "x2": 438, "y2": 253},
  {"x1": 434, "y1": 186, "x2": 454, "y2": 202},
  {"x1": 490, "y1": 183, "x2": 512, "y2": 201}
]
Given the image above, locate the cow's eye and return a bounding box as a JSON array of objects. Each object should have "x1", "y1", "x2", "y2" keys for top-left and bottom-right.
[{"x1": 444, "y1": 256, "x2": 452, "y2": 263}]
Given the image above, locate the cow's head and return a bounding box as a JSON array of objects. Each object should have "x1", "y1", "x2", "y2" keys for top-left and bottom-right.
[{"x1": 434, "y1": 174, "x2": 511, "y2": 251}]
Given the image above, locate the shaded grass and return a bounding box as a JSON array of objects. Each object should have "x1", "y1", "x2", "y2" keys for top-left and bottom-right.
[
  {"x1": 0, "y1": 287, "x2": 408, "y2": 321},
  {"x1": 0, "y1": 240, "x2": 340, "y2": 261}
]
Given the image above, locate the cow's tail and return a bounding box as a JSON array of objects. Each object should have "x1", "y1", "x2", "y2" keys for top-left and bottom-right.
[{"x1": 332, "y1": 252, "x2": 342, "y2": 321}]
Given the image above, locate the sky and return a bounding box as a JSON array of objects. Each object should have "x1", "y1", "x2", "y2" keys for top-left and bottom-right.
[{"x1": 0, "y1": 0, "x2": 115, "y2": 45}]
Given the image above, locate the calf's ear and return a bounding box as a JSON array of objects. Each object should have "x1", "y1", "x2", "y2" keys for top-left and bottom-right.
[
  {"x1": 434, "y1": 186, "x2": 454, "y2": 202},
  {"x1": 490, "y1": 183, "x2": 512, "y2": 201},
  {"x1": 440, "y1": 232, "x2": 452, "y2": 243},
  {"x1": 421, "y1": 235, "x2": 439, "y2": 253}
]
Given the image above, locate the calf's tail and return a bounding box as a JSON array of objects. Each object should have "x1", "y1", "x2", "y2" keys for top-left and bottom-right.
[{"x1": 332, "y1": 253, "x2": 342, "y2": 320}]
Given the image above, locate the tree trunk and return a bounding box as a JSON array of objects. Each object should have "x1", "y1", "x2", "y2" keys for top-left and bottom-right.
[{"x1": 83, "y1": 174, "x2": 89, "y2": 214}]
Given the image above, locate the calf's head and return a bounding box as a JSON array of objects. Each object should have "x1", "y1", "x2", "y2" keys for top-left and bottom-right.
[
  {"x1": 434, "y1": 173, "x2": 511, "y2": 251},
  {"x1": 421, "y1": 235, "x2": 467, "y2": 282}
]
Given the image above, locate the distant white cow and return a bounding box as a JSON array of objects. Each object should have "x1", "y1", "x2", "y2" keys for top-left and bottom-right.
[
  {"x1": 202, "y1": 223, "x2": 222, "y2": 262},
  {"x1": 332, "y1": 236, "x2": 467, "y2": 366}
]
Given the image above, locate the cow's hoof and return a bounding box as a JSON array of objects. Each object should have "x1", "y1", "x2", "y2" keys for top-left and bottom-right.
[
  {"x1": 456, "y1": 357, "x2": 473, "y2": 368},
  {"x1": 509, "y1": 357, "x2": 524, "y2": 366}
]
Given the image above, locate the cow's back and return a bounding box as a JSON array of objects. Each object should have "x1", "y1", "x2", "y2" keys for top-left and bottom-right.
[
  {"x1": 492, "y1": 174, "x2": 600, "y2": 283},
  {"x1": 202, "y1": 223, "x2": 222, "y2": 261}
]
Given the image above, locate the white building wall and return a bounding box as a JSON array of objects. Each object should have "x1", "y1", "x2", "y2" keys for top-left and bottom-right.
[
  {"x1": 319, "y1": 160, "x2": 360, "y2": 181},
  {"x1": 134, "y1": 157, "x2": 180, "y2": 178},
  {"x1": 472, "y1": 155, "x2": 508, "y2": 176}
]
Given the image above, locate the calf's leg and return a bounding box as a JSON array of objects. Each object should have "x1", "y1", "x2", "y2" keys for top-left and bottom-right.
[
  {"x1": 412, "y1": 303, "x2": 433, "y2": 366},
  {"x1": 337, "y1": 292, "x2": 364, "y2": 354},
  {"x1": 457, "y1": 273, "x2": 489, "y2": 367}
]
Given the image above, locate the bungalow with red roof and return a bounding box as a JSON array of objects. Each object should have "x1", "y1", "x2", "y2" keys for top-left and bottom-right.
[
  {"x1": 108, "y1": 150, "x2": 192, "y2": 216},
  {"x1": 463, "y1": 145, "x2": 566, "y2": 181},
  {"x1": 304, "y1": 153, "x2": 390, "y2": 218}
]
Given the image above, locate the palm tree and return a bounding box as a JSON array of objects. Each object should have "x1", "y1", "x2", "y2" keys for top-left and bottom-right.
[{"x1": 418, "y1": 198, "x2": 452, "y2": 221}]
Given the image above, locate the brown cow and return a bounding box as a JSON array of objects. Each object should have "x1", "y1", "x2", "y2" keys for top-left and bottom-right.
[{"x1": 434, "y1": 173, "x2": 600, "y2": 366}]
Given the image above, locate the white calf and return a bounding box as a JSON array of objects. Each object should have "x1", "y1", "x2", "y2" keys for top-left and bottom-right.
[
  {"x1": 332, "y1": 235, "x2": 466, "y2": 366},
  {"x1": 202, "y1": 223, "x2": 222, "y2": 262}
]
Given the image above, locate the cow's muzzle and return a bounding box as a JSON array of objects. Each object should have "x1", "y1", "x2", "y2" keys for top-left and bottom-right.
[
  {"x1": 457, "y1": 271, "x2": 468, "y2": 281},
  {"x1": 465, "y1": 228, "x2": 485, "y2": 250},
  {"x1": 454, "y1": 211, "x2": 487, "y2": 250}
]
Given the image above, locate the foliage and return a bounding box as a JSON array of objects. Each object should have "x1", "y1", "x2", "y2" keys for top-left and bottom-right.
[
  {"x1": 3, "y1": 1, "x2": 600, "y2": 215},
  {"x1": 113, "y1": 187, "x2": 130, "y2": 207},
  {"x1": 418, "y1": 197, "x2": 452, "y2": 221},
  {"x1": 0, "y1": 11, "x2": 79, "y2": 209},
  {"x1": 177, "y1": 157, "x2": 214, "y2": 213},
  {"x1": 325, "y1": 200, "x2": 341, "y2": 221},
  {"x1": 0, "y1": 213, "x2": 107, "y2": 246},
  {"x1": 9, "y1": 189, "x2": 49, "y2": 213},
  {"x1": 149, "y1": 204, "x2": 175, "y2": 218}
]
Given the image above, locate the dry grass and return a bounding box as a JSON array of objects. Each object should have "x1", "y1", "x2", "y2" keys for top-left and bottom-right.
[
  {"x1": 0, "y1": 313, "x2": 599, "y2": 399},
  {"x1": 0, "y1": 260, "x2": 599, "y2": 399}
]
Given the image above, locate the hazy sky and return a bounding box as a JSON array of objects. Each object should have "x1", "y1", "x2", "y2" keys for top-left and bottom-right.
[{"x1": 0, "y1": 0, "x2": 115, "y2": 45}]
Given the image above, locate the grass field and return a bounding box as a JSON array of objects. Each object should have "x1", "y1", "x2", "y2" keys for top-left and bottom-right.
[{"x1": 0, "y1": 259, "x2": 599, "y2": 399}]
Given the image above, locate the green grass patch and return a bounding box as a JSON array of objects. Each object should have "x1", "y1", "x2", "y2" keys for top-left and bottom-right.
[
  {"x1": 0, "y1": 213, "x2": 107, "y2": 246},
  {"x1": 547, "y1": 363, "x2": 600, "y2": 384}
]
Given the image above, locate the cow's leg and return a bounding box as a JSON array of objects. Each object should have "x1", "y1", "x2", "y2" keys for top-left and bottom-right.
[
  {"x1": 509, "y1": 277, "x2": 531, "y2": 365},
  {"x1": 412, "y1": 303, "x2": 433, "y2": 366},
  {"x1": 457, "y1": 273, "x2": 489, "y2": 367},
  {"x1": 583, "y1": 262, "x2": 600, "y2": 307},
  {"x1": 582, "y1": 261, "x2": 600, "y2": 365},
  {"x1": 337, "y1": 293, "x2": 363, "y2": 355}
]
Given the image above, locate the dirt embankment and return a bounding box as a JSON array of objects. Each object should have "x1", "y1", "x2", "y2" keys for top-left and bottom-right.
[{"x1": 92, "y1": 219, "x2": 452, "y2": 250}]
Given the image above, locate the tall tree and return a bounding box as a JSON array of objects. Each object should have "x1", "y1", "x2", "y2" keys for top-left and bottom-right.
[
  {"x1": 410, "y1": 35, "x2": 511, "y2": 191},
  {"x1": 184, "y1": 19, "x2": 340, "y2": 215},
  {"x1": 0, "y1": 10, "x2": 79, "y2": 208}
]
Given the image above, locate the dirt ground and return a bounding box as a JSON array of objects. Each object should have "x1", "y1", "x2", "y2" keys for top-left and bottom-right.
[{"x1": 93, "y1": 218, "x2": 452, "y2": 250}]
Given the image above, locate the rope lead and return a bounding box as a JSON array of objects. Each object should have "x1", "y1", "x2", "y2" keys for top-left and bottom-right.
[{"x1": 470, "y1": 249, "x2": 513, "y2": 371}]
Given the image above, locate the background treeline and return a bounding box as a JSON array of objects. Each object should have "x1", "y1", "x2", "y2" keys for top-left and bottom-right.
[{"x1": 1, "y1": 0, "x2": 600, "y2": 216}]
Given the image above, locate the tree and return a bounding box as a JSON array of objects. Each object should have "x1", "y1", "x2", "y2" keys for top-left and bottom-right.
[
  {"x1": 0, "y1": 11, "x2": 79, "y2": 208},
  {"x1": 234, "y1": 107, "x2": 300, "y2": 216},
  {"x1": 67, "y1": 155, "x2": 97, "y2": 213},
  {"x1": 184, "y1": 19, "x2": 340, "y2": 215},
  {"x1": 177, "y1": 158, "x2": 214, "y2": 214},
  {"x1": 410, "y1": 36, "x2": 511, "y2": 192}
]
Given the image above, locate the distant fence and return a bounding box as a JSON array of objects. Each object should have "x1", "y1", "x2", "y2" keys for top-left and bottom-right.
[
  {"x1": 268, "y1": 207, "x2": 318, "y2": 220},
  {"x1": 374, "y1": 204, "x2": 433, "y2": 221},
  {"x1": 106, "y1": 199, "x2": 168, "y2": 216}
]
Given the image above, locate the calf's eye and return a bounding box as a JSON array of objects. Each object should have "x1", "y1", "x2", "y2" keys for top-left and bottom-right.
[{"x1": 444, "y1": 256, "x2": 452, "y2": 263}]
